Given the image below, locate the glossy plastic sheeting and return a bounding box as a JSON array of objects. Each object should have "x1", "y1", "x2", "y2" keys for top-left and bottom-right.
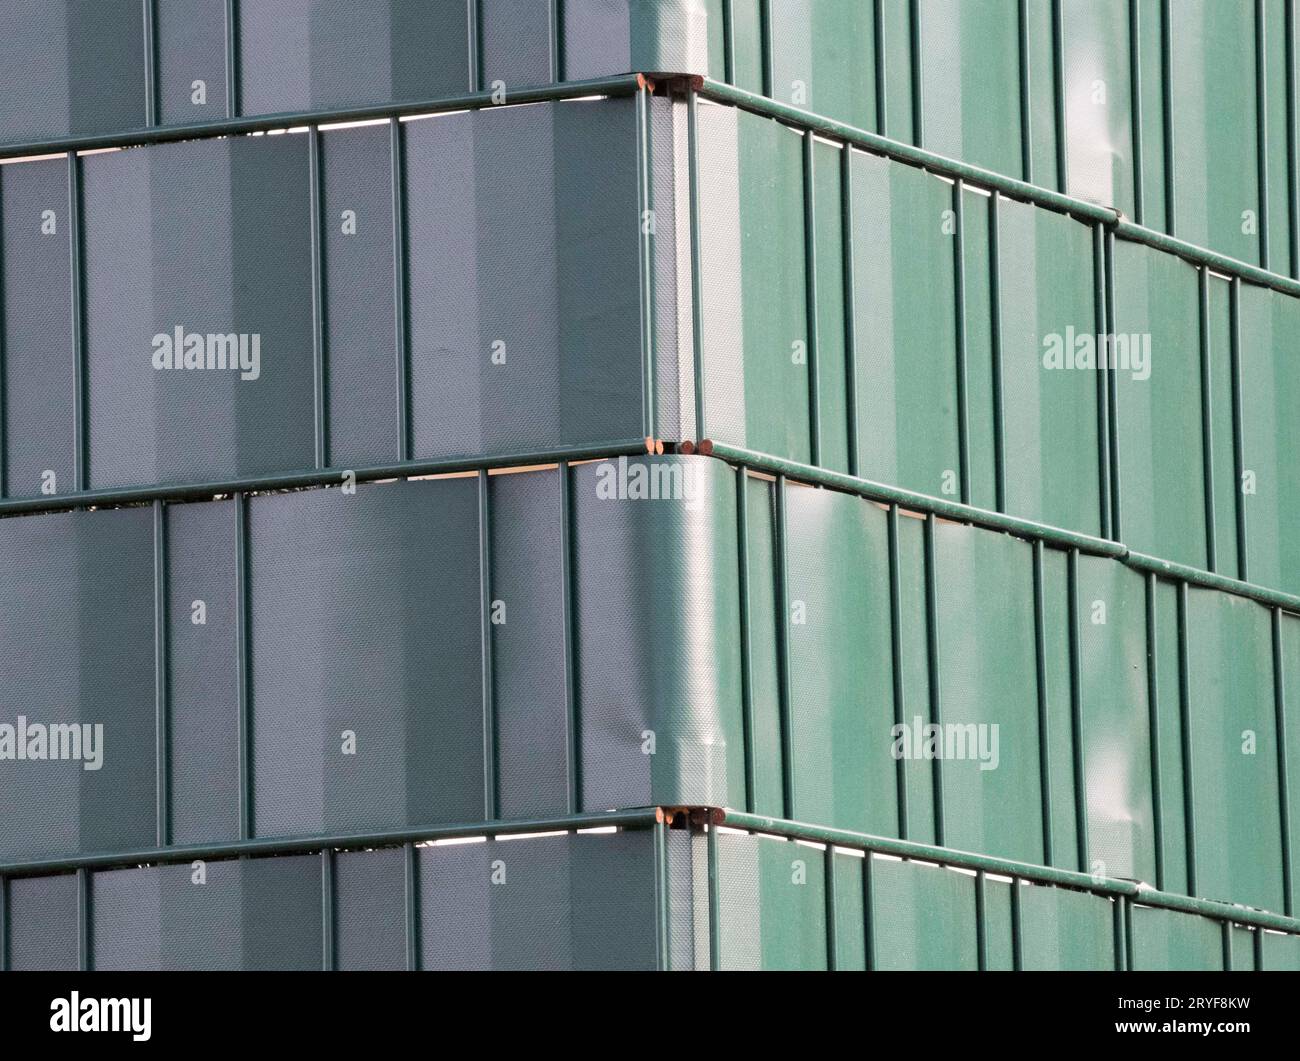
[
  {"x1": 0, "y1": 96, "x2": 687, "y2": 497},
  {"x1": 0, "y1": 0, "x2": 708, "y2": 144},
  {"x1": 0, "y1": 459, "x2": 742, "y2": 863},
  {"x1": 708, "y1": 0, "x2": 1298, "y2": 275}
]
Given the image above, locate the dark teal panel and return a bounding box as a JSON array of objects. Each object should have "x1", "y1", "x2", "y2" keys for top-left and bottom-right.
[
  {"x1": 697, "y1": 105, "x2": 810, "y2": 463},
  {"x1": 1185, "y1": 587, "x2": 1284, "y2": 911},
  {"x1": 1151, "y1": 577, "x2": 1189, "y2": 894},
  {"x1": 896, "y1": 512, "x2": 937, "y2": 845},
  {"x1": 1264, "y1": 0, "x2": 1294, "y2": 277},
  {"x1": 742, "y1": 473, "x2": 785, "y2": 817},
  {"x1": 716, "y1": 832, "x2": 828, "y2": 970},
  {"x1": 1020, "y1": 883, "x2": 1117, "y2": 970},
  {"x1": 155, "y1": 0, "x2": 226, "y2": 126},
  {"x1": 769, "y1": 0, "x2": 877, "y2": 131},
  {"x1": 1039, "y1": 547, "x2": 1081, "y2": 871},
  {"x1": 1237, "y1": 283, "x2": 1300, "y2": 596},
  {"x1": 983, "y1": 877, "x2": 1015, "y2": 971},
  {"x1": 1261, "y1": 930, "x2": 1300, "y2": 969},
  {"x1": 1135, "y1": 0, "x2": 1169, "y2": 230},
  {"x1": 6, "y1": 874, "x2": 78, "y2": 971},
  {"x1": 1076, "y1": 553, "x2": 1157, "y2": 884},
  {"x1": 916, "y1": 0, "x2": 1023, "y2": 172},
  {"x1": 870, "y1": 856, "x2": 979, "y2": 970},
  {"x1": 1025, "y1": 0, "x2": 1063, "y2": 188},
  {"x1": 810, "y1": 137, "x2": 850, "y2": 474},
  {"x1": 726, "y1": 0, "x2": 765, "y2": 94},
  {"x1": 1205, "y1": 276, "x2": 1240, "y2": 579},
  {"x1": 1129, "y1": 903, "x2": 1224, "y2": 970},
  {"x1": 998, "y1": 197, "x2": 1104, "y2": 534},
  {"x1": 785, "y1": 483, "x2": 896, "y2": 835},
  {"x1": 1111, "y1": 239, "x2": 1207, "y2": 567},
  {"x1": 879, "y1": 0, "x2": 916, "y2": 142},
  {"x1": 831, "y1": 850, "x2": 867, "y2": 970},
  {"x1": 850, "y1": 149, "x2": 960, "y2": 500},
  {"x1": 961, "y1": 185, "x2": 998, "y2": 512},
  {"x1": 334, "y1": 847, "x2": 406, "y2": 971},
  {"x1": 932, "y1": 522, "x2": 1043, "y2": 864}
]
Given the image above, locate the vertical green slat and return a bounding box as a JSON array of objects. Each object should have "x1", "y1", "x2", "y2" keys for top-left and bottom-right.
[
  {"x1": 1009, "y1": 876, "x2": 1023, "y2": 972},
  {"x1": 1197, "y1": 268, "x2": 1217, "y2": 571},
  {"x1": 1145, "y1": 573, "x2": 1166, "y2": 890},
  {"x1": 76, "y1": 868, "x2": 89, "y2": 971},
  {"x1": 1259, "y1": 0, "x2": 1273, "y2": 270},
  {"x1": 1067, "y1": 548, "x2": 1089, "y2": 870},
  {"x1": 952, "y1": 181, "x2": 971, "y2": 504},
  {"x1": 1104, "y1": 229, "x2": 1121, "y2": 539},
  {"x1": 467, "y1": 0, "x2": 481, "y2": 92},
  {"x1": 824, "y1": 845, "x2": 838, "y2": 971},
  {"x1": 887, "y1": 505, "x2": 909, "y2": 839},
  {"x1": 1274, "y1": 608, "x2": 1295, "y2": 915},
  {"x1": 321, "y1": 848, "x2": 335, "y2": 971},
  {"x1": 1130, "y1": 0, "x2": 1146, "y2": 226},
  {"x1": 635, "y1": 82, "x2": 656, "y2": 442},
  {"x1": 1177, "y1": 581, "x2": 1198, "y2": 896},
  {"x1": 142, "y1": 0, "x2": 158, "y2": 127},
  {"x1": 389, "y1": 118, "x2": 410, "y2": 462},
  {"x1": 1051, "y1": 0, "x2": 1068, "y2": 192},
  {"x1": 908, "y1": 0, "x2": 923, "y2": 147},
  {"x1": 1229, "y1": 279, "x2": 1249, "y2": 582},
  {"x1": 802, "y1": 133, "x2": 821, "y2": 466},
  {"x1": 1254, "y1": 925, "x2": 1266, "y2": 970},
  {"x1": 1122, "y1": 895, "x2": 1135, "y2": 970},
  {"x1": 707, "y1": 823, "x2": 721, "y2": 970},
  {"x1": 1161, "y1": 0, "x2": 1176, "y2": 235},
  {"x1": 1018, "y1": 0, "x2": 1033, "y2": 183},
  {"x1": 68, "y1": 151, "x2": 86, "y2": 493},
  {"x1": 736, "y1": 466, "x2": 756, "y2": 812},
  {"x1": 1222, "y1": 921, "x2": 1234, "y2": 971},
  {"x1": 873, "y1": 0, "x2": 888, "y2": 137},
  {"x1": 863, "y1": 851, "x2": 876, "y2": 971},
  {"x1": 759, "y1": 0, "x2": 773, "y2": 98},
  {"x1": 723, "y1": 0, "x2": 736, "y2": 85},
  {"x1": 774, "y1": 475, "x2": 795, "y2": 819},
  {"x1": 1032, "y1": 541, "x2": 1054, "y2": 866},
  {"x1": 924, "y1": 512, "x2": 944, "y2": 846},
  {"x1": 403, "y1": 842, "x2": 418, "y2": 971},
  {"x1": 1288, "y1": 0, "x2": 1299, "y2": 278},
  {"x1": 154, "y1": 500, "x2": 169, "y2": 848},
  {"x1": 687, "y1": 90, "x2": 706, "y2": 441},
  {"x1": 235, "y1": 492, "x2": 251, "y2": 841},
  {"x1": 308, "y1": 126, "x2": 327, "y2": 470},
  {"x1": 653, "y1": 820, "x2": 670, "y2": 970},
  {"x1": 975, "y1": 870, "x2": 989, "y2": 971},
  {"x1": 478, "y1": 470, "x2": 497, "y2": 820},
  {"x1": 550, "y1": 0, "x2": 564, "y2": 83},
  {"x1": 1093, "y1": 224, "x2": 1113, "y2": 540},
  {"x1": 989, "y1": 190, "x2": 1007, "y2": 512},
  {"x1": 224, "y1": 0, "x2": 240, "y2": 119},
  {"x1": 1114, "y1": 896, "x2": 1129, "y2": 970},
  {"x1": 560, "y1": 461, "x2": 581, "y2": 814},
  {"x1": 840, "y1": 146, "x2": 859, "y2": 476}
]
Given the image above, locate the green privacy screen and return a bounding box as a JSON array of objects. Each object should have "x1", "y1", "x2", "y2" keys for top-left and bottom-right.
[
  {"x1": 0, "y1": 456, "x2": 1298, "y2": 920},
  {"x1": 6, "y1": 824, "x2": 1296, "y2": 970},
  {"x1": 6, "y1": 90, "x2": 1300, "y2": 602}
]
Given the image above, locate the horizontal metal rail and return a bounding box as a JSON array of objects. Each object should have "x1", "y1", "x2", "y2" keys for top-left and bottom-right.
[
  {"x1": 0, "y1": 74, "x2": 646, "y2": 162},
  {"x1": 721, "y1": 810, "x2": 1300, "y2": 938},
  {"x1": 0, "y1": 809, "x2": 660, "y2": 880},
  {"x1": 697, "y1": 78, "x2": 1300, "y2": 303}
]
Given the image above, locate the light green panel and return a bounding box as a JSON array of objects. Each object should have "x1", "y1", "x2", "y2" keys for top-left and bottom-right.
[
  {"x1": 1282, "y1": 612, "x2": 1300, "y2": 915},
  {"x1": 850, "y1": 149, "x2": 960, "y2": 500},
  {"x1": 1135, "y1": 0, "x2": 1170, "y2": 230},
  {"x1": 831, "y1": 851, "x2": 868, "y2": 970},
  {"x1": 961, "y1": 185, "x2": 998, "y2": 512},
  {"x1": 1205, "y1": 276, "x2": 1240, "y2": 580},
  {"x1": 1237, "y1": 283, "x2": 1300, "y2": 596},
  {"x1": 726, "y1": 0, "x2": 764, "y2": 93},
  {"x1": 785, "y1": 484, "x2": 898, "y2": 835},
  {"x1": 769, "y1": 0, "x2": 877, "y2": 131},
  {"x1": 1230, "y1": 926, "x2": 1258, "y2": 971},
  {"x1": 1169, "y1": 0, "x2": 1262, "y2": 264},
  {"x1": 983, "y1": 878, "x2": 1015, "y2": 971},
  {"x1": 896, "y1": 513, "x2": 937, "y2": 845},
  {"x1": 1061, "y1": 0, "x2": 1136, "y2": 215},
  {"x1": 1024, "y1": 0, "x2": 1063, "y2": 188},
  {"x1": 698, "y1": 105, "x2": 811, "y2": 463},
  {"x1": 916, "y1": 0, "x2": 1023, "y2": 172},
  {"x1": 1020, "y1": 883, "x2": 1116, "y2": 970},
  {"x1": 1076, "y1": 553, "x2": 1157, "y2": 884},
  {"x1": 1129, "y1": 904, "x2": 1224, "y2": 970},
  {"x1": 1111, "y1": 239, "x2": 1207, "y2": 568},
  {"x1": 1264, "y1": 0, "x2": 1294, "y2": 277},
  {"x1": 741, "y1": 473, "x2": 785, "y2": 817},
  {"x1": 1040, "y1": 546, "x2": 1082, "y2": 871},
  {"x1": 716, "y1": 832, "x2": 828, "y2": 970},
  {"x1": 1261, "y1": 930, "x2": 1300, "y2": 970},
  {"x1": 811, "y1": 137, "x2": 850, "y2": 474},
  {"x1": 1151, "y1": 578, "x2": 1188, "y2": 895},
  {"x1": 1185, "y1": 587, "x2": 1284, "y2": 912},
  {"x1": 870, "y1": 856, "x2": 979, "y2": 970},
  {"x1": 879, "y1": 0, "x2": 916, "y2": 142},
  {"x1": 932, "y1": 522, "x2": 1043, "y2": 864},
  {"x1": 997, "y1": 197, "x2": 1104, "y2": 535}
]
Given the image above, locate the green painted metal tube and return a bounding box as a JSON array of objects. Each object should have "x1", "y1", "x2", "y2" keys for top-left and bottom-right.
[
  {"x1": 719, "y1": 810, "x2": 1300, "y2": 937},
  {"x1": 1127, "y1": 550, "x2": 1300, "y2": 615}
]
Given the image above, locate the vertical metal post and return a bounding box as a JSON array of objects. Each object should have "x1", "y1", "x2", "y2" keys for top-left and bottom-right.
[
  {"x1": 1104, "y1": 229, "x2": 1121, "y2": 539},
  {"x1": 706, "y1": 822, "x2": 722, "y2": 970},
  {"x1": 1145, "y1": 572, "x2": 1166, "y2": 891},
  {"x1": 1161, "y1": 0, "x2": 1176, "y2": 235},
  {"x1": 1093, "y1": 223, "x2": 1113, "y2": 539},
  {"x1": 224, "y1": 0, "x2": 240, "y2": 119},
  {"x1": 1113, "y1": 895, "x2": 1129, "y2": 971},
  {"x1": 68, "y1": 151, "x2": 86, "y2": 493},
  {"x1": 802, "y1": 132, "x2": 822, "y2": 467},
  {"x1": 924, "y1": 512, "x2": 944, "y2": 846},
  {"x1": 1222, "y1": 921, "x2": 1235, "y2": 971},
  {"x1": 989, "y1": 190, "x2": 1007, "y2": 512},
  {"x1": 308, "y1": 125, "x2": 327, "y2": 470},
  {"x1": 735, "y1": 466, "x2": 756, "y2": 813},
  {"x1": 1273, "y1": 608, "x2": 1295, "y2": 916},
  {"x1": 389, "y1": 118, "x2": 410, "y2": 462},
  {"x1": 951, "y1": 180, "x2": 971, "y2": 505},
  {"x1": 908, "y1": 0, "x2": 923, "y2": 148},
  {"x1": 1228, "y1": 278, "x2": 1249, "y2": 582},
  {"x1": 467, "y1": 0, "x2": 482, "y2": 93},
  {"x1": 76, "y1": 868, "x2": 90, "y2": 971},
  {"x1": 723, "y1": 0, "x2": 737, "y2": 86},
  {"x1": 1130, "y1": 0, "x2": 1146, "y2": 226},
  {"x1": 154, "y1": 500, "x2": 169, "y2": 848},
  {"x1": 863, "y1": 850, "x2": 876, "y2": 972},
  {"x1": 1051, "y1": 0, "x2": 1068, "y2": 192},
  {"x1": 635, "y1": 79, "x2": 657, "y2": 443},
  {"x1": 823, "y1": 845, "x2": 838, "y2": 971},
  {"x1": 774, "y1": 475, "x2": 795, "y2": 819},
  {"x1": 887, "y1": 505, "x2": 908, "y2": 839},
  {"x1": 478, "y1": 470, "x2": 497, "y2": 820},
  {"x1": 975, "y1": 870, "x2": 989, "y2": 971},
  {"x1": 840, "y1": 145, "x2": 860, "y2": 477},
  {"x1": 1288, "y1": 0, "x2": 1299, "y2": 278},
  {"x1": 549, "y1": 0, "x2": 565, "y2": 83},
  {"x1": 873, "y1": 0, "x2": 888, "y2": 137},
  {"x1": 1009, "y1": 876, "x2": 1023, "y2": 971},
  {"x1": 653, "y1": 818, "x2": 671, "y2": 971},
  {"x1": 1018, "y1": 0, "x2": 1033, "y2": 183},
  {"x1": 559, "y1": 462, "x2": 581, "y2": 813},
  {"x1": 321, "y1": 848, "x2": 335, "y2": 971},
  {"x1": 1067, "y1": 548, "x2": 1089, "y2": 871},
  {"x1": 1258, "y1": 0, "x2": 1272, "y2": 271},
  {"x1": 1177, "y1": 581, "x2": 1198, "y2": 896},
  {"x1": 759, "y1": 0, "x2": 774, "y2": 98},
  {"x1": 1197, "y1": 268, "x2": 1218, "y2": 572},
  {"x1": 403, "y1": 842, "x2": 419, "y2": 971},
  {"x1": 1032, "y1": 541, "x2": 1054, "y2": 866},
  {"x1": 235, "y1": 492, "x2": 251, "y2": 841},
  {"x1": 142, "y1": 0, "x2": 159, "y2": 128},
  {"x1": 687, "y1": 89, "x2": 707, "y2": 442}
]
